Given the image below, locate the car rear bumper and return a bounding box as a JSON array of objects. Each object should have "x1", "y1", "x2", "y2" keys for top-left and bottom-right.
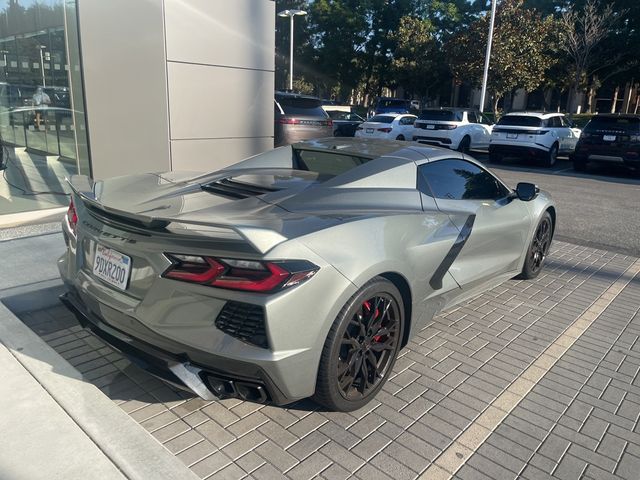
[
  {"x1": 60, "y1": 288, "x2": 291, "y2": 405},
  {"x1": 489, "y1": 143, "x2": 548, "y2": 157}
]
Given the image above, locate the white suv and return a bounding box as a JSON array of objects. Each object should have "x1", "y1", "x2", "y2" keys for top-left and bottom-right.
[
  {"x1": 489, "y1": 112, "x2": 581, "y2": 167},
  {"x1": 412, "y1": 108, "x2": 493, "y2": 153}
]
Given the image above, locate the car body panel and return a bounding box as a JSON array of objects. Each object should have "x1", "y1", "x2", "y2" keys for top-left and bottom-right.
[
  {"x1": 413, "y1": 109, "x2": 493, "y2": 150},
  {"x1": 59, "y1": 137, "x2": 555, "y2": 405}
]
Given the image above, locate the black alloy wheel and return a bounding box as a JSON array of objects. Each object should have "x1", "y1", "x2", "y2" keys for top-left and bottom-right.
[
  {"x1": 313, "y1": 277, "x2": 404, "y2": 411},
  {"x1": 518, "y1": 212, "x2": 553, "y2": 280}
]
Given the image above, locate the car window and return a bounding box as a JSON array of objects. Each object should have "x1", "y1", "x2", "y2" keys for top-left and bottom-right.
[
  {"x1": 418, "y1": 159, "x2": 509, "y2": 201},
  {"x1": 584, "y1": 116, "x2": 640, "y2": 133},
  {"x1": 276, "y1": 96, "x2": 327, "y2": 117},
  {"x1": 419, "y1": 110, "x2": 460, "y2": 121},
  {"x1": 497, "y1": 115, "x2": 543, "y2": 127},
  {"x1": 369, "y1": 115, "x2": 395, "y2": 124},
  {"x1": 467, "y1": 111, "x2": 478, "y2": 123},
  {"x1": 399, "y1": 116, "x2": 416, "y2": 125},
  {"x1": 480, "y1": 113, "x2": 493, "y2": 125},
  {"x1": 295, "y1": 149, "x2": 372, "y2": 176},
  {"x1": 378, "y1": 99, "x2": 410, "y2": 109},
  {"x1": 548, "y1": 116, "x2": 562, "y2": 128},
  {"x1": 327, "y1": 111, "x2": 356, "y2": 121}
]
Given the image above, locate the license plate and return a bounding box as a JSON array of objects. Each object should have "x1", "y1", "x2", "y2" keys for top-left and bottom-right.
[
  {"x1": 507, "y1": 133, "x2": 518, "y2": 139},
  {"x1": 426, "y1": 124, "x2": 435, "y2": 129},
  {"x1": 366, "y1": 128, "x2": 374, "y2": 133},
  {"x1": 93, "y1": 244, "x2": 131, "y2": 291},
  {"x1": 603, "y1": 135, "x2": 616, "y2": 141}
]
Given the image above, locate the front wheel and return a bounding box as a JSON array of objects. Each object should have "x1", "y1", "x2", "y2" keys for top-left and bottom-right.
[
  {"x1": 517, "y1": 212, "x2": 553, "y2": 280},
  {"x1": 313, "y1": 277, "x2": 404, "y2": 412}
]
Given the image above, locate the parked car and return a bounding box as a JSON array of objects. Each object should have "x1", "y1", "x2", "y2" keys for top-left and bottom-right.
[
  {"x1": 489, "y1": 112, "x2": 581, "y2": 167},
  {"x1": 371, "y1": 97, "x2": 412, "y2": 116},
  {"x1": 325, "y1": 110, "x2": 366, "y2": 137},
  {"x1": 355, "y1": 113, "x2": 416, "y2": 140},
  {"x1": 59, "y1": 137, "x2": 555, "y2": 411},
  {"x1": 274, "y1": 92, "x2": 333, "y2": 147},
  {"x1": 570, "y1": 114, "x2": 640, "y2": 172},
  {"x1": 412, "y1": 108, "x2": 493, "y2": 153}
]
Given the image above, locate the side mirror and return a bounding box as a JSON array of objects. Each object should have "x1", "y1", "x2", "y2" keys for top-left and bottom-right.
[{"x1": 515, "y1": 182, "x2": 539, "y2": 201}]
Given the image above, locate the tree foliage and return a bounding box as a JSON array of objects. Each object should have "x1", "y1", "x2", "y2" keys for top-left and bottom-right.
[{"x1": 446, "y1": 0, "x2": 559, "y2": 115}]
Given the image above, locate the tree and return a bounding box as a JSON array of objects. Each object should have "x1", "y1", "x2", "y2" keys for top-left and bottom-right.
[
  {"x1": 390, "y1": 16, "x2": 442, "y2": 100},
  {"x1": 446, "y1": 0, "x2": 559, "y2": 116},
  {"x1": 559, "y1": 0, "x2": 621, "y2": 112}
]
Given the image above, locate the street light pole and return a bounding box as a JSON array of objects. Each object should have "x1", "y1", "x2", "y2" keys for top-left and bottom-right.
[
  {"x1": 479, "y1": 0, "x2": 497, "y2": 113},
  {"x1": 277, "y1": 9, "x2": 307, "y2": 92},
  {"x1": 38, "y1": 45, "x2": 47, "y2": 87}
]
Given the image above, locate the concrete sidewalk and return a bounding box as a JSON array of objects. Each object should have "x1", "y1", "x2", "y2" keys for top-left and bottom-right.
[{"x1": 0, "y1": 227, "x2": 199, "y2": 480}]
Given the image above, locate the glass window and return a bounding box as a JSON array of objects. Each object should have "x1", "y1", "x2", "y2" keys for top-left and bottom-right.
[
  {"x1": 399, "y1": 116, "x2": 416, "y2": 125},
  {"x1": 467, "y1": 111, "x2": 478, "y2": 123},
  {"x1": 295, "y1": 149, "x2": 372, "y2": 177},
  {"x1": 419, "y1": 159, "x2": 509, "y2": 201},
  {"x1": 276, "y1": 96, "x2": 327, "y2": 117},
  {"x1": 368, "y1": 115, "x2": 394, "y2": 124},
  {"x1": 585, "y1": 115, "x2": 640, "y2": 133},
  {"x1": 548, "y1": 116, "x2": 562, "y2": 128},
  {"x1": 497, "y1": 115, "x2": 543, "y2": 127},
  {"x1": 419, "y1": 110, "x2": 461, "y2": 121},
  {"x1": 0, "y1": 0, "x2": 88, "y2": 217}
]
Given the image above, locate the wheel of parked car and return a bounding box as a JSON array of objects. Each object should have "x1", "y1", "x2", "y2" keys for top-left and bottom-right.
[
  {"x1": 313, "y1": 277, "x2": 404, "y2": 412},
  {"x1": 543, "y1": 143, "x2": 558, "y2": 168},
  {"x1": 517, "y1": 211, "x2": 553, "y2": 280},
  {"x1": 457, "y1": 135, "x2": 471, "y2": 154},
  {"x1": 396, "y1": 135, "x2": 405, "y2": 141}
]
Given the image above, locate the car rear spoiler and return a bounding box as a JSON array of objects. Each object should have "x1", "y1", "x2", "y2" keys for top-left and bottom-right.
[{"x1": 66, "y1": 175, "x2": 288, "y2": 254}]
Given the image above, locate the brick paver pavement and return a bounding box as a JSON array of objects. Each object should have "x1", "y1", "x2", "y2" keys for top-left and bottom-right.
[{"x1": 14, "y1": 241, "x2": 640, "y2": 479}]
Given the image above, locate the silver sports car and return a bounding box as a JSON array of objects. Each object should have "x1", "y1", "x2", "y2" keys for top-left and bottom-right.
[{"x1": 58, "y1": 138, "x2": 555, "y2": 411}]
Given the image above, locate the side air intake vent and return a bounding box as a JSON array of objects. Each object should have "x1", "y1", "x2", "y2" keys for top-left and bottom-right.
[{"x1": 215, "y1": 301, "x2": 268, "y2": 348}]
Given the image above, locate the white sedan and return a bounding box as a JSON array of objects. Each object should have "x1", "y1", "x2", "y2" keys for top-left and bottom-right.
[{"x1": 355, "y1": 113, "x2": 417, "y2": 141}]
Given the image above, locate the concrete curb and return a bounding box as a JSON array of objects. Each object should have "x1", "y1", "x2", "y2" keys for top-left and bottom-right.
[{"x1": 0, "y1": 301, "x2": 199, "y2": 480}]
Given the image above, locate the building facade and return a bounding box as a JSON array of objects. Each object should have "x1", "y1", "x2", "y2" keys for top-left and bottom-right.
[{"x1": 0, "y1": 0, "x2": 275, "y2": 220}]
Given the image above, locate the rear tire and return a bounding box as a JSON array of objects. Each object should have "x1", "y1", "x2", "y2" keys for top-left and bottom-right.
[
  {"x1": 457, "y1": 136, "x2": 471, "y2": 154},
  {"x1": 542, "y1": 143, "x2": 558, "y2": 168},
  {"x1": 313, "y1": 277, "x2": 404, "y2": 412},
  {"x1": 517, "y1": 212, "x2": 553, "y2": 280}
]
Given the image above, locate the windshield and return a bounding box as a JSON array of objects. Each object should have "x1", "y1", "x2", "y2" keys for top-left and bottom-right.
[
  {"x1": 368, "y1": 115, "x2": 394, "y2": 124},
  {"x1": 276, "y1": 96, "x2": 327, "y2": 117},
  {"x1": 498, "y1": 115, "x2": 543, "y2": 127},
  {"x1": 585, "y1": 116, "x2": 640, "y2": 132},
  {"x1": 419, "y1": 110, "x2": 459, "y2": 121},
  {"x1": 295, "y1": 149, "x2": 372, "y2": 177}
]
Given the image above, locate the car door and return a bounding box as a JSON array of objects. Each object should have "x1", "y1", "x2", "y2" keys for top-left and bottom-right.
[
  {"x1": 417, "y1": 159, "x2": 532, "y2": 291},
  {"x1": 398, "y1": 115, "x2": 416, "y2": 139},
  {"x1": 477, "y1": 112, "x2": 494, "y2": 149},
  {"x1": 550, "y1": 115, "x2": 571, "y2": 152}
]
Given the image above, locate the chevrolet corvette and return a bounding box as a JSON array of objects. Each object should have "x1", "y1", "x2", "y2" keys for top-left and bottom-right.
[{"x1": 58, "y1": 138, "x2": 555, "y2": 411}]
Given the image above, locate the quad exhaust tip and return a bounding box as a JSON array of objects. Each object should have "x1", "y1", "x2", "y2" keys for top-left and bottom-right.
[{"x1": 205, "y1": 375, "x2": 270, "y2": 404}]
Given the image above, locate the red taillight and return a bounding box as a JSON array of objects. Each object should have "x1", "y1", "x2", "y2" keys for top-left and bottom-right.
[
  {"x1": 377, "y1": 127, "x2": 392, "y2": 133},
  {"x1": 162, "y1": 254, "x2": 318, "y2": 293},
  {"x1": 277, "y1": 118, "x2": 300, "y2": 125},
  {"x1": 67, "y1": 198, "x2": 78, "y2": 234}
]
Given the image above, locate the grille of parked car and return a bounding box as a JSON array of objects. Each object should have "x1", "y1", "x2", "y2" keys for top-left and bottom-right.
[{"x1": 215, "y1": 301, "x2": 268, "y2": 348}]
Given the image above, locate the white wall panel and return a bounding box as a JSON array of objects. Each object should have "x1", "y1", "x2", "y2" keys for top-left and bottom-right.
[
  {"x1": 167, "y1": 62, "x2": 274, "y2": 140},
  {"x1": 171, "y1": 137, "x2": 274, "y2": 172},
  {"x1": 77, "y1": 0, "x2": 171, "y2": 180},
  {"x1": 165, "y1": 0, "x2": 275, "y2": 72}
]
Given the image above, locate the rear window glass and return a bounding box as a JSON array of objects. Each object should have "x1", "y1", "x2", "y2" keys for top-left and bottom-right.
[
  {"x1": 295, "y1": 149, "x2": 372, "y2": 176},
  {"x1": 585, "y1": 116, "x2": 640, "y2": 132},
  {"x1": 419, "y1": 110, "x2": 460, "y2": 121},
  {"x1": 368, "y1": 115, "x2": 394, "y2": 124},
  {"x1": 277, "y1": 97, "x2": 327, "y2": 117},
  {"x1": 378, "y1": 99, "x2": 409, "y2": 109},
  {"x1": 497, "y1": 115, "x2": 543, "y2": 127}
]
